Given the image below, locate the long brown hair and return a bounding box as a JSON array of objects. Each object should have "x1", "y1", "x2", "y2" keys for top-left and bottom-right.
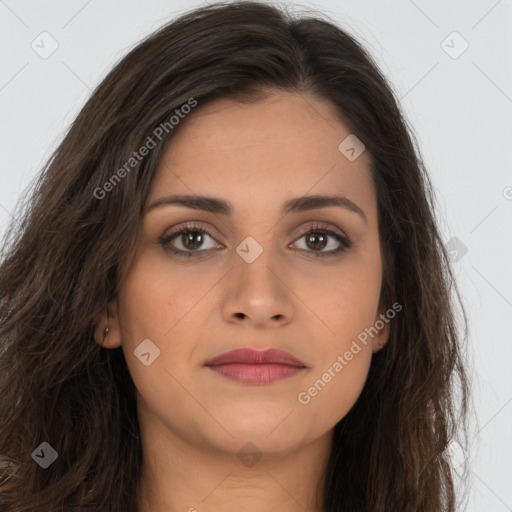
[{"x1": 0, "y1": 2, "x2": 470, "y2": 510}]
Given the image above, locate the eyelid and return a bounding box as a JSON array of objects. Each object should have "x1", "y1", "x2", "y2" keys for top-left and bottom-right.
[
  {"x1": 161, "y1": 220, "x2": 347, "y2": 241},
  {"x1": 294, "y1": 222, "x2": 347, "y2": 240},
  {"x1": 160, "y1": 221, "x2": 223, "y2": 245}
]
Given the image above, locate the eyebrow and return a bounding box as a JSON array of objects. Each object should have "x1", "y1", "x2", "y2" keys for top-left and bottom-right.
[{"x1": 145, "y1": 194, "x2": 367, "y2": 224}]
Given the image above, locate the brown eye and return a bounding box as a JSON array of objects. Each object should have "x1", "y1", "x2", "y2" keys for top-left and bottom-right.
[
  {"x1": 179, "y1": 230, "x2": 205, "y2": 250},
  {"x1": 304, "y1": 232, "x2": 328, "y2": 251},
  {"x1": 291, "y1": 224, "x2": 352, "y2": 257},
  {"x1": 159, "y1": 222, "x2": 352, "y2": 259},
  {"x1": 159, "y1": 223, "x2": 220, "y2": 257}
]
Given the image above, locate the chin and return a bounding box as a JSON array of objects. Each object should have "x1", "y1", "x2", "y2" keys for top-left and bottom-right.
[{"x1": 202, "y1": 416, "x2": 312, "y2": 455}]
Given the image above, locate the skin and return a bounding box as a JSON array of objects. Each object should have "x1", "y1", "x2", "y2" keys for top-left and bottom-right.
[{"x1": 95, "y1": 90, "x2": 390, "y2": 512}]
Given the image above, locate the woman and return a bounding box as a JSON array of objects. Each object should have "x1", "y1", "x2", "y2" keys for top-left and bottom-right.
[{"x1": 0, "y1": 2, "x2": 470, "y2": 510}]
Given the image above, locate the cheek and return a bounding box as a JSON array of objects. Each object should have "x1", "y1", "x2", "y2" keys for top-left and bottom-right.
[
  {"x1": 296, "y1": 343, "x2": 372, "y2": 432},
  {"x1": 296, "y1": 250, "x2": 382, "y2": 343},
  {"x1": 118, "y1": 248, "x2": 204, "y2": 340},
  {"x1": 291, "y1": 253, "x2": 380, "y2": 426},
  {"x1": 116, "y1": 252, "x2": 210, "y2": 395}
]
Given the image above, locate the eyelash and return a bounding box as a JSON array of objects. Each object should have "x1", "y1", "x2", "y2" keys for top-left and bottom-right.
[{"x1": 158, "y1": 222, "x2": 352, "y2": 259}]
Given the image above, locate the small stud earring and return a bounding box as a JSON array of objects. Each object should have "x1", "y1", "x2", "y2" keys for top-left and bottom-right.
[{"x1": 103, "y1": 327, "x2": 109, "y2": 339}]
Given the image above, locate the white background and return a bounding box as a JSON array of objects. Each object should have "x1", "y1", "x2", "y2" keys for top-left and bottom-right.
[{"x1": 1, "y1": 1, "x2": 511, "y2": 509}]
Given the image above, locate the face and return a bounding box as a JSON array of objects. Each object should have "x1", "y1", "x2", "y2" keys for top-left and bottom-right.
[{"x1": 96, "y1": 90, "x2": 389, "y2": 457}]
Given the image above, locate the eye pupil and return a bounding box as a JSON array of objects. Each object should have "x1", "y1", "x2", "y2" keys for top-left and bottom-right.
[
  {"x1": 183, "y1": 231, "x2": 203, "y2": 249},
  {"x1": 306, "y1": 232, "x2": 327, "y2": 250}
]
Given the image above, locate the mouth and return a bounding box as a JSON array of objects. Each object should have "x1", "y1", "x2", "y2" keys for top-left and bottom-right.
[{"x1": 204, "y1": 347, "x2": 307, "y2": 385}]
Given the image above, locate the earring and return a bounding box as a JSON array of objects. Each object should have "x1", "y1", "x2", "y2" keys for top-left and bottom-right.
[{"x1": 103, "y1": 327, "x2": 109, "y2": 339}]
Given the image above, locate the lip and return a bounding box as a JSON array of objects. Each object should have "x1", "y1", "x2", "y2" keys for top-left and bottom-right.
[
  {"x1": 205, "y1": 348, "x2": 307, "y2": 385},
  {"x1": 205, "y1": 348, "x2": 305, "y2": 366}
]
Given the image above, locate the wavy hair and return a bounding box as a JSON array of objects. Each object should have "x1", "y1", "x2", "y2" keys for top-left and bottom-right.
[{"x1": 0, "y1": 2, "x2": 470, "y2": 510}]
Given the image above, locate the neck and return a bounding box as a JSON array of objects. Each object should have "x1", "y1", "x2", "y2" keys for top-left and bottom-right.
[{"x1": 135, "y1": 414, "x2": 333, "y2": 512}]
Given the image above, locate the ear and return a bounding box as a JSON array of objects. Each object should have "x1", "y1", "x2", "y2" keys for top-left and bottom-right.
[
  {"x1": 371, "y1": 306, "x2": 391, "y2": 354},
  {"x1": 93, "y1": 298, "x2": 122, "y2": 349}
]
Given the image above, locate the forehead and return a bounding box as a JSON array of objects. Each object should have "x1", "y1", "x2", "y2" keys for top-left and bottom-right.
[{"x1": 148, "y1": 91, "x2": 376, "y2": 222}]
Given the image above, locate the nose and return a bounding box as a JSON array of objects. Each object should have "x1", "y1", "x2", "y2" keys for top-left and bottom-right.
[{"x1": 221, "y1": 251, "x2": 294, "y2": 328}]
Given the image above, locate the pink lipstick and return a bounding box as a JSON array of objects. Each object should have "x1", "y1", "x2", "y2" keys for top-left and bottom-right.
[{"x1": 204, "y1": 348, "x2": 307, "y2": 385}]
